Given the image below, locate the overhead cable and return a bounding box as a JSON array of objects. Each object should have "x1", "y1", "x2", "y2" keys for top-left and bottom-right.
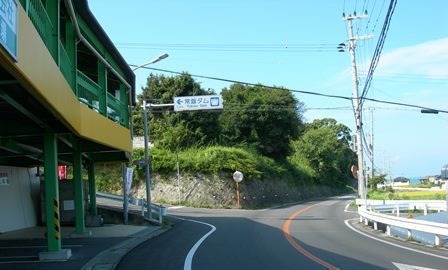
[{"x1": 131, "y1": 65, "x2": 448, "y2": 114}]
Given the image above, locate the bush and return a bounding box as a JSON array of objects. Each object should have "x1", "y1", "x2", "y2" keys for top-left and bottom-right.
[{"x1": 130, "y1": 146, "x2": 312, "y2": 185}]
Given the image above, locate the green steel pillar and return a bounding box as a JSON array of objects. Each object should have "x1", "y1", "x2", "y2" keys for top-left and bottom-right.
[
  {"x1": 44, "y1": 133, "x2": 61, "y2": 252},
  {"x1": 46, "y1": 0, "x2": 59, "y2": 62},
  {"x1": 88, "y1": 155, "x2": 97, "y2": 215},
  {"x1": 65, "y1": 18, "x2": 77, "y2": 90},
  {"x1": 120, "y1": 84, "x2": 128, "y2": 127},
  {"x1": 97, "y1": 61, "x2": 107, "y2": 115},
  {"x1": 72, "y1": 138, "x2": 85, "y2": 233}
]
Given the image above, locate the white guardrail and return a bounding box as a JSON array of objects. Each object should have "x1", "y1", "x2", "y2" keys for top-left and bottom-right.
[
  {"x1": 96, "y1": 192, "x2": 166, "y2": 224},
  {"x1": 355, "y1": 199, "x2": 448, "y2": 246}
]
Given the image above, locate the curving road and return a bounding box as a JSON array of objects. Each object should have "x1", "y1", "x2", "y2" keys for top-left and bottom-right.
[{"x1": 117, "y1": 196, "x2": 448, "y2": 270}]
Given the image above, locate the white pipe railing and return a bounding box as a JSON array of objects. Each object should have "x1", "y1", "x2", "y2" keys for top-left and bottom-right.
[
  {"x1": 96, "y1": 192, "x2": 166, "y2": 224},
  {"x1": 357, "y1": 200, "x2": 448, "y2": 246}
]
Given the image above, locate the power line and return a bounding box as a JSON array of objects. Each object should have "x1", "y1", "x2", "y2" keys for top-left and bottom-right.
[
  {"x1": 130, "y1": 65, "x2": 448, "y2": 114},
  {"x1": 359, "y1": 0, "x2": 397, "y2": 107},
  {"x1": 117, "y1": 43, "x2": 342, "y2": 53}
]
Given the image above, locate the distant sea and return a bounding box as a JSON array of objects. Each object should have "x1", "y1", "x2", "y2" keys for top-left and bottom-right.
[{"x1": 409, "y1": 178, "x2": 421, "y2": 185}]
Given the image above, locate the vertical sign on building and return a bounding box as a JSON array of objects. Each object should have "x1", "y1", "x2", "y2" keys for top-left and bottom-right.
[
  {"x1": 0, "y1": 0, "x2": 18, "y2": 61},
  {"x1": 57, "y1": 165, "x2": 67, "y2": 180}
]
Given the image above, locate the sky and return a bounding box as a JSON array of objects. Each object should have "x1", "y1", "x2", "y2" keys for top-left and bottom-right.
[{"x1": 88, "y1": 0, "x2": 448, "y2": 180}]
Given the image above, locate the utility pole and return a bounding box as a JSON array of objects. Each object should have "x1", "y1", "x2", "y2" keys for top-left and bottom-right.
[
  {"x1": 142, "y1": 100, "x2": 152, "y2": 220},
  {"x1": 370, "y1": 107, "x2": 375, "y2": 179},
  {"x1": 343, "y1": 13, "x2": 373, "y2": 199}
]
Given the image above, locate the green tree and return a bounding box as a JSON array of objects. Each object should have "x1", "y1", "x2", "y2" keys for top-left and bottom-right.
[
  {"x1": 304, "y1": 118, "x2": 352, "y2": 145},
  {"x1": 219, "y1": 83, "x2": 304, "y2": 159},
  {"x1": 133, "y1": 73, "x2": 220, "y2": 150},
  {"x1": 289, "y1": 119, "x2": 356, "y2": 187},
  {"x1": 368, "y1": 174, "x2": 387, "y2": 190}
]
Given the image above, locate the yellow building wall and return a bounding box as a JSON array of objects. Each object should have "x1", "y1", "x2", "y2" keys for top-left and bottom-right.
[{"x1": 0, "y1": 6, "x2": 131, "y2": 152}]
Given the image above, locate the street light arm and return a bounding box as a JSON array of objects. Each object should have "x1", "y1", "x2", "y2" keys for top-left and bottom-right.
[{"x1": 131, "y1": 53, "x2": 169, "y2": 71}]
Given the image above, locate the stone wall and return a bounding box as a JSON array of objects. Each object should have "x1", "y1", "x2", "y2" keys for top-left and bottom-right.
[{"x1": 131, "y1": 173, "x2": 341, "y2": 209}]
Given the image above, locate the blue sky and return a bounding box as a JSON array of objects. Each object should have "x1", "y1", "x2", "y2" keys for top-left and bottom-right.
[{"x1": 89, "y1": 0, "x2": 448, "y2": 179}]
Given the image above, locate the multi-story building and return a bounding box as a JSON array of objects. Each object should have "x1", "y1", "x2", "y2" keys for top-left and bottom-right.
[{"x1": 0, "y1": 0, "x2": 134, "y2": 259}]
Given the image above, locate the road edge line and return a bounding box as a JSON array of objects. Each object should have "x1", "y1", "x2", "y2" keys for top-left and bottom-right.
[
  {"x1": 177, "y1": 217, "x2": 216, "y2": 270},
  {"x1": 344, "y1": 219, "x2": 448, "y2": 261}
]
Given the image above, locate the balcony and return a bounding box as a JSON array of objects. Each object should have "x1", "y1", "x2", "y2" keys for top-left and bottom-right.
[{"x1": 21, "y1": 0, "x2": 129, "y2": 128}]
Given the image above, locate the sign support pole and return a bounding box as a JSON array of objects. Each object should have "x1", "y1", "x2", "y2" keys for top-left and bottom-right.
[{"x1": 236, "y1": 182, "x2": 240, "y2": 208}]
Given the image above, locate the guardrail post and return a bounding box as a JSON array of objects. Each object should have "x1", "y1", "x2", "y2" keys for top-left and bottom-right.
[
  {"x1": 373, "y1": 221, "x2": 378, "y2": 230},
  {"x1": 364, "y1": 218, "x2": 368, "y2": 226},
  {"x1": 158, "y1": 205, "x2": 162, "y2": 224},
  {"x1": 435, "y1": 235, "x2": 442, "y2": 246},
  {"x1": 423, "y1": 204, "x2": 428, "y2": 215},
  {"x1": 359, "y1": 215, "x2": 363, "y2": 223},
  {"x1": 406, "y1": 229, "x2": 412, "y2": 240},
  {"x1": 396, "y1": 205, "x2": 400, "y2": 217},
  {"x1": 386, "y1": 225, "x2": 391, "y2": 236}
]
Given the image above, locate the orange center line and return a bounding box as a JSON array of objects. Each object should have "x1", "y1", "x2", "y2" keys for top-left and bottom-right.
[{"x1": 282, "y1": 203, "x2": 340, "y2": 270}]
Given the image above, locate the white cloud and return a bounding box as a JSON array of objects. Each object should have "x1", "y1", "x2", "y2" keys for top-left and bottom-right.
[{"x1": 375, "y1": 38, "x2": 448, "y2": 77}]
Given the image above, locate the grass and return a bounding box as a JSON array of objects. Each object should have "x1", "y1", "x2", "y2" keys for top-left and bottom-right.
[
  {"x1": 368, "y1": 189, "x2": 446, "y2": 200},
  {"x1": 132, "y1": 146, "x2": 312, "y2": 184}
]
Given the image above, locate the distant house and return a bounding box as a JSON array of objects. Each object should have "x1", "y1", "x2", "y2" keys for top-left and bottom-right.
[
  {"x1": 392, "y1": 177, "x2": 410, "y2": 186},
  {"x1": 428, "y1": 175, "x2": 439, "y2": 183}
]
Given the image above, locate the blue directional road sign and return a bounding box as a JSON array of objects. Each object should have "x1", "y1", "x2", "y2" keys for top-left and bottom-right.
[
  {"x1": 0, "y1": 0, "x2": 18, "y2": 61},
  {"x1": 174, "y1": 95, "x2": 223, "y2": 112}
]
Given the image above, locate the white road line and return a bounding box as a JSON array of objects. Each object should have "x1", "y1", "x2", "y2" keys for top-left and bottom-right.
[
  {"x1": 169, "y1": 206, "x2": 185, "y2": 210},
  {"x1": 344, "y1": 219, "x2": 448, "y2": 260},
  {"x1": 392, "y1": 262, "x2": 440, "y2": 270},
  {"x1": 344, "y1": 202, "x2": 357, "y2": 213},
  {"x1": 178, "y1": 217, "x2": 216, "y2": 270}
]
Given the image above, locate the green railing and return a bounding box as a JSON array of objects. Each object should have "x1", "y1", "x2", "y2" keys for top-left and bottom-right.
[
  {"x1": 106, "y1": 93, "x2": 123, "y2": 124},
  {"x1": 77, "y1": 71, "x2": 128, "y2": 126},
  {"x1": 22, "y1": 0, "x2": 129, "y2": 128},
  {"x1": 77, "y1": 70, "x2": 101, "y2": 111},
  {"x1": 59, "y1": 41, "x2": 73, "y2": 88},
  {"x1": 26, "y1": 0, "x2": 54, "y2": 52}
]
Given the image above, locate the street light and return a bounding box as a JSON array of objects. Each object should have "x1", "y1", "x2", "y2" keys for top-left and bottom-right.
[
  {"x1": 131, "y1": 53, "x2": 169, "y2": 71},
  {"x1": 132, "y1": 53, "x2": 169, "y2": 220}
]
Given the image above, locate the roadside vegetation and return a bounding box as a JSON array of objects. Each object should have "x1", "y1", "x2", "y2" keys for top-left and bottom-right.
[
  {"x1": 97, "y1": 73, "x2": 357, "y2": 198},
  {"x1": 368, "y1": 189, "x2": 446, "y2": 200},
  {"x1": 366, "y1": 174, "x2": 446, "y2": 200}
]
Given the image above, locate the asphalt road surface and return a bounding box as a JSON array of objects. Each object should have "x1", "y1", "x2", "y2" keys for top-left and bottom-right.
[{"x1": 117, "y1": 195, "x2": 448, "y2": 270}]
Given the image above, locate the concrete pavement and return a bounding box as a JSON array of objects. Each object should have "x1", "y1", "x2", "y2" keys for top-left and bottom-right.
[{"x1": 0, "y1": 195, "x2": 170, "y2": 270}]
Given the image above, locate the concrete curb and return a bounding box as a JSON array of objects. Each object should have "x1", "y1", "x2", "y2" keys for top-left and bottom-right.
[{"x1": 80, "y1": 226, "x2": 170, "y2": 270}]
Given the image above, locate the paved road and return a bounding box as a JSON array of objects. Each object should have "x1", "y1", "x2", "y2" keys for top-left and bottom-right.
[{"x1": 117, "y1": 196, "x2": 448, "y2": 269}]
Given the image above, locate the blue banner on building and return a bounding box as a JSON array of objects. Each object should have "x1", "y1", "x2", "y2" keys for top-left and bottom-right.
[{"x1": 0, "y1": 0, "x2": 18, "y2": 61}]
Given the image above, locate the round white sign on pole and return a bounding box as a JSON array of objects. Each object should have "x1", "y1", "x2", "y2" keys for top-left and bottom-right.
[{"x1": 233, "y1": 171, "x2": 243, "y2": 183}]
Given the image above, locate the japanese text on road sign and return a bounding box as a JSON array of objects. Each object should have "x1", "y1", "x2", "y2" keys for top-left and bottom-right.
[{"x1": 174, "y1": 95, "x2": 223, "y2": 112}]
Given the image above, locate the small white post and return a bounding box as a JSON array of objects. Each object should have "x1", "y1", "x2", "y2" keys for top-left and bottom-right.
[
  {"x1": 435, "y1": 235, "x2": 442, "y2": 246},
  {"x1": 386, "y1": 225, "x2": 391, "y2": 236},
  {"x1": 423, "y1": 204, "x2": 428, "y2": 215},
  {"x1": 396, "y1": 205, "x2": 400, "y2": 217},
  {"x1": 373, "y1": 221, "x2": 378, "y2": 230},
  {"x1": 364, "y1": 218, "x2": 368, "y2": 226},
  {"x1": 407, "y1": 229, "x2": 412, "y2": 240},
  {"x1": 359, "y1": 215, "x2": 363, "y2": 223}
]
